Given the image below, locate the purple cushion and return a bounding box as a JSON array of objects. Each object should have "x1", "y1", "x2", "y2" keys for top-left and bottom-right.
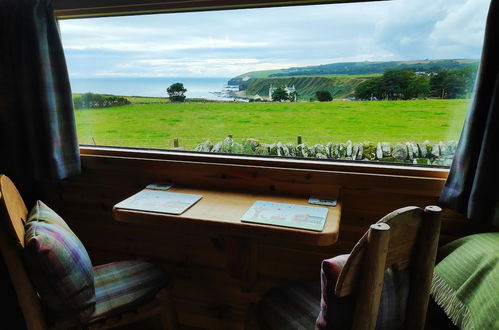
[
  {"x1": 24, "y1": 201, "x2": 96, "y2": 323},
  {"x1": 47, "y1": 260, "x2": 168, "y2": 329},
  {"x1": 317, "y1": 254, "x2": 409, "y2": 330},
  {"x1": 316, "y1": 254, "x2": 354, "y2": 329},
  {"x1": 258, "y1": 281, "x2": 321, "y2": 329},
  {"x1": 90, "y1": 260, "x2": 167, "y2": 321}
]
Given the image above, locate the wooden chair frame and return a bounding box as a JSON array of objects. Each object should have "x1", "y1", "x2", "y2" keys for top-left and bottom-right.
[
  {"x1": 334, "y1": 205, "x2": 442, "y2": 330},
  {"x1": 0, "y1": 174, "x2": 178, "y2": 330}
]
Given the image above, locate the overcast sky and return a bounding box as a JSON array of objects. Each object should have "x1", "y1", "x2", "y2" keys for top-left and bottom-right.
[{"x1": 59, "y1": 0, "x2": 491, "y2": 78}]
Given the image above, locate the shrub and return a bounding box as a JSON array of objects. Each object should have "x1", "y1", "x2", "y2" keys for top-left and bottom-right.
[
  {"x1": 315, "y1": 90, "x2": 333, "y2": 102},
  {"x1": 73, "y1": 93, "x2": 131, "y2": 109}
]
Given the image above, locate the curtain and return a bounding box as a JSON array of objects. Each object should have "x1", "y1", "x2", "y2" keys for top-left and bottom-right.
[
  {"x1": 439, "y1": 0, "x2": 499, "y2": 227},
  {"x1": 0, "y1": 0, "x2": 80, "y2": 181}
]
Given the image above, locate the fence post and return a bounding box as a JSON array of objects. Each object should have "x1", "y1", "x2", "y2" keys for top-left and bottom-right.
[
  {"x1": 174, "y1": 138, "x2": 179, "y2": 148},
  {"x1": 297, "y1": 136, "x2": 302, "y2": 145}
]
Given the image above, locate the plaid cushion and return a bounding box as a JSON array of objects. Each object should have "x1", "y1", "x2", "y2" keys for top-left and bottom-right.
[
  {"x1": 24, "y1": 201, "x2": 95, "y2": 323},
  {"x1": 89, "y1": 260, "x2": 167, "y2": 321},
  {"x1": 316, "y1": 254, "x2": 353, "y2": 329},
  {"x1": 317, "y1": 254, "x2": 410, "y2": 330},
  {"x1": 258, "y1": 281, "x2": 321, "y2": 330},
  {"x1": 259, "y1": 253, "x2": 409, "y2": 330}
]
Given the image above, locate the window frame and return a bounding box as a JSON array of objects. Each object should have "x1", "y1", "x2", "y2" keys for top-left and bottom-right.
[
  {"x1": 54, "y1": 0, "x2": 386, "y2": 18},
  {"x1": 62, "y1": 0, "x2": 455, "y2": 184},
  {"x1": 80, "y1": 145, "x2": 449, "y2": 180}
]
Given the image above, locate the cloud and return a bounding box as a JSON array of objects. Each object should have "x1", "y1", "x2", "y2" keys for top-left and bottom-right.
[
  {"x1": 371, "y1": 0, "x2": 489, "y2": 60},
  {"x1": 59, "y1": 0, "x2": 490, "y2": 78},
  {"x1": 95, "y1": 58, "x2": 299, "y2": 77},
  {"x1": 429, "y1": 0, "x2": 490, "y2": 49}
]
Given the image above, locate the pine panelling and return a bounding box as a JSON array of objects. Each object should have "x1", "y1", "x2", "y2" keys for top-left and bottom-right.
[
  {"x1": 70, "y1": 221, "x2": 229, "y2": 269},
  {"x1": 340, "y1": 188, "x2": 481, "y2": 241},
  {"x1": 45, "y1": 153, "x2": 485, "y2": 329},
  {"x1": 79, "y1": 155, "x2": 446, "y2": 197},
  {"x1": 175, "y1": 298, "x2": 247, "y2": 330}
]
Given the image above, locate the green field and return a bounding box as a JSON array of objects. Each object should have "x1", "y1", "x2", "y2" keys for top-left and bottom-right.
[{"x1": 75, "y1": 99, "x2": 469, "y2": 150}]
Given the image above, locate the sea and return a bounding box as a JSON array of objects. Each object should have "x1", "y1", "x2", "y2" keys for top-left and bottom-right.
[{"x1": 69, "y1": 77, "x2": 234, "y2": 101}]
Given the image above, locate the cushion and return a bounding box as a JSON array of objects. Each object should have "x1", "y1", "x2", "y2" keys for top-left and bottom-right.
[
  {"x1": 258, "y1": 281, "x2": 321, "y2": 330},
  {"x1": 259, "y1": 253, "x2": 409, "y2": 330},
  {"x1": 317, "y1": 254, "x2": 409, "y2": 330},
  {"x1": 24, "y1": 201, "x2": 96, "y2": 323},
  {"x1": 89, "y1": 260, "x2": 167, "y2": 321},
  {"x1": 431, "y1": 233, "x2": 499, "y2": 330},
  {"x1": 316, "y1": 254, "x2": 353, "y2": 329}
]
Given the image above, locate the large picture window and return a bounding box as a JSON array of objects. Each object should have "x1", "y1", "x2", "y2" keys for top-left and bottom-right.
[{"x1": 59, "y1": 0, "x2": 490, "y2": 167}]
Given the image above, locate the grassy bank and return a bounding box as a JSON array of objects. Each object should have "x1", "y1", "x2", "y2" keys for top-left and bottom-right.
[{"x1": 75, "y1": 99, "x2": 469, "y2": 150}]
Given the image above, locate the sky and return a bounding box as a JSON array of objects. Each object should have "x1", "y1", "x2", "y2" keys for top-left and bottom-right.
[{"x1": 59, "y1": 0, "x2": 491, "y2": 78}]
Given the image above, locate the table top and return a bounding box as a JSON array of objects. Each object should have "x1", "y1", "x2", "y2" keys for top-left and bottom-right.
[{"x1": 113, "y1": 185, "x2": 341, "y2": 246}]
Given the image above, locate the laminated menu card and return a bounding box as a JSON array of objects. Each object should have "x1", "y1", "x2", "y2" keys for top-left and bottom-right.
[
  {"x1": 241, "y1": 201, "x2": 328, "y2": 232},
  {"x1": 115, "y1": 189, "x2": 202, "y2": 215}
]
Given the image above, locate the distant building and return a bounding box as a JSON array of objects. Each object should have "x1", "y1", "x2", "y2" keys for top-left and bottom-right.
[{"x1": 415, "y1": 71, "x2": 436, "y2": 77}]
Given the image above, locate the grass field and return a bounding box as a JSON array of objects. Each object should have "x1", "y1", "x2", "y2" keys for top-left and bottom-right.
[{"x1": 75, "y1": 99, "x2": 469, "y2": 150}]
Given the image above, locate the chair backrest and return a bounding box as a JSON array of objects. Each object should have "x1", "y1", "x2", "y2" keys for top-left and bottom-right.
[
  {"x1": 335, "y1": 205, "x2": 442, "y2": 330},
  {"x1": 0, "y1": 175, "x2": 46, "y2": 330}
]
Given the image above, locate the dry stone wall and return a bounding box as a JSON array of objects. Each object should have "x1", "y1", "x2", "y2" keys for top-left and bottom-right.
[{"x1": 195, "y1": 137, "x2": 457, "y2": 166}]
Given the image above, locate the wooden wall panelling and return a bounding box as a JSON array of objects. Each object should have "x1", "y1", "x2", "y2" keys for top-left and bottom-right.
[
  {"x1": 45, "y1": 153, "x2": 484, "y2": 329},
  {"x1": 80, "y1": 155, "x2": 446, "y2": 196}
]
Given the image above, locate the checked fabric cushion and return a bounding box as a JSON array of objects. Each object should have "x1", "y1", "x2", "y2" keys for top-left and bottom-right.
[
  {"x1": 24, "y1": 201, "x2": 96, "y2": 323},
  {"x1": 90, "y1": 260, "x2": 168, "y2": 321},
  {"x1": 259, "y1": 254, "x2": 409, "y2": 330},
  {"x1": 317, "y1": 254, "x2": 409, "y2": 330},
  {"x1": 258, "y1": 281, "x2": 321, "y2": 330}
]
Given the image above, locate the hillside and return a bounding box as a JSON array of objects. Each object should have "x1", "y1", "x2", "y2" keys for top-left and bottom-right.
[
  {"x1": 229, "y1": 59, "x2": 479, "y2": 83},
  {"x1": 239, "y1": 75, "x2": 375, "y2": 100},
  {"x1": 229, "y1": 59, "x2": 479, "y2": 100}
]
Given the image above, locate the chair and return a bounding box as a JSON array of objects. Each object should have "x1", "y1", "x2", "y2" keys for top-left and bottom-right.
[
  {"x1": 258, "y1": 205, "x2": 442, "y2": 330},
  {"x1": 0, "y1": 174, "x2": 178, "y2": 330}
]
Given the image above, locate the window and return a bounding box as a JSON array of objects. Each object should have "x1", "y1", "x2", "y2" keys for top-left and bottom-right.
[{"x1": 59, "y1": 0, "x2": 490, "y2": 167}]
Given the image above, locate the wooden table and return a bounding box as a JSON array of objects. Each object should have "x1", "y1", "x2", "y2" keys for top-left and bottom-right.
[{"x1": 113, "y1": 185, "x2": 341, "y2": 289}]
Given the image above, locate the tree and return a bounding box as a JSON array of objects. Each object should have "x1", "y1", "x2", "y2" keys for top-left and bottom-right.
[
  {"x1": 271, "y1": 87, "x2": 289, "y2": 102},
  {"x1": 382, "y1": 69, "x2": 418, "y2": 100},
  {"x1": 167, "y1": 83, "x2": 187, "y2": 102},
  {"x1": 430, "y1": 66, "x2": 477, "y2": 99},
  {"x1": 407, "y1": 75, "x2": 430, "y2": 99},
  {"x1": 354, "y1": 70, "x2": 431, "y2": 100},
  {"x1": 355, "y1": 77, "x2": 382, "y2": 100},
  {"x1": 315, "y1": 90, "x2": 333, "y2": 102}
]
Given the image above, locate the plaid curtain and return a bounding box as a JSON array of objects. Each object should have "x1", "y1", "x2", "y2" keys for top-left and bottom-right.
[
  {"x1": 439, "y1": 0, "x2": 499, "y2": 227},
  {"x1": 0, "y1": 0, "x2": 80, "y2": 180}
]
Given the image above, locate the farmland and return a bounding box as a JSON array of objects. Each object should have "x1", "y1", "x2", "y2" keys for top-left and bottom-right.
[{"x1": 75, "y1": 99, "x2": 469, "y2": 150}]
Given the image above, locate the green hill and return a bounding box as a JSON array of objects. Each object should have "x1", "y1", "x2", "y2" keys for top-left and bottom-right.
[
  {"x1": 229, "y1": 59, "x2": 479, "y2": 100},
  {"x1": 239, "y1": 75, "x2": 376, "y2": 100},
  {"x1": 229, "y1": 59, "x2": 478, "y2": 83}
]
